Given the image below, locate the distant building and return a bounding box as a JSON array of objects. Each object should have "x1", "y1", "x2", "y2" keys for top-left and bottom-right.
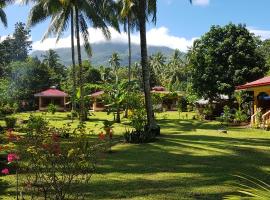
[
  {"x1": 89, "y1": 91, "x2": 105, "y2": 111},
  {"x1": 34, "y1": 87, "x2": 69, "y2": 111},
  {"x1": 236, "y1": 76, "x2": 270, "y2": 125},
  {"x1": 151, "y1": 86, "x2": 179, "y2": 111}
]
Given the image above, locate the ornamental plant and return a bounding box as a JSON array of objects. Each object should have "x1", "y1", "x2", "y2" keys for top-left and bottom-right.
[
  {"x1": 1, "y1": 116, "x2": 107, "y2": 199},
  {"x1": 18, "y1": 122, "x2": 103, "y2": 199},
  {"x1": 1, "y1": 129, "x2": 22, "y2": 200},
  {"x1": 47, "y1": 103, "x2": 57, "y2": 114}
]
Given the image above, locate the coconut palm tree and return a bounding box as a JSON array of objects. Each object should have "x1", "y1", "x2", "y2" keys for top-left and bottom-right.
[
  {"x1": 117, "y1": 0, "x2": 138, "y2": 83},
  {"x1": 27, "y1": 0, "x2": 119, "y2": 121},
  {"x1": 137, "y1": 0, "x2": 158, "y2": 134},
  {"x1": 109, "y1": 52, "x2": 121, "y2": 85}
]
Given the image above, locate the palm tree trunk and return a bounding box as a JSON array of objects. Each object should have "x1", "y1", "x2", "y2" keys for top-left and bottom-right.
[
  {"x1": 128, "y1": 16, "x2": 131, "y2": 83},
  {"x1": 124, "y1": 17, "x2": 132, "y2": 118},
  {"x1": 75, "y1": 7, "x2": 86, "y2": 121},
  {"x1": 71, "y1": 8, "x2": 76, "y2": 113},
  {"x1": 138, "y1": 0, "x2": 156, "y2": 130}
]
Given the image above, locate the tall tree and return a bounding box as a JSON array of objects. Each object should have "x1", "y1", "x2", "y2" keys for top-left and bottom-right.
[
  {"x1": 137, "y1": 0, "x2": 159, "y2": 134},
  {"x1": 12, "y1": 22, "x2": 32, "y2": 61},
  {"x1": 109, "y1": 52, "x2": 121, "y2": 84},
  {"x1": 42, "y1": 49, "x2": 65, "y2": 86},
  {"x1": 118, "y1": 0, "x2": 138, "y2": 83},
  {"x1": 27, "y1": 0, "x2": 119, "y2": 121},
  {"x1": 189, "y1": 23, "x2": 266, "y2": 101}
]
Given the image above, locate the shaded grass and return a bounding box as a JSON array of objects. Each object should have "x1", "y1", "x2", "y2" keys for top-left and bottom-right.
[{"x1": 1, "y1": 111, "x2": 270, "y2": 199}]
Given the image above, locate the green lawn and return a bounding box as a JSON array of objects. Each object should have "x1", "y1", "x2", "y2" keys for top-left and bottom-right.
[{"x1": 1, "y1": 111, "x2": 270, "y2": 199}]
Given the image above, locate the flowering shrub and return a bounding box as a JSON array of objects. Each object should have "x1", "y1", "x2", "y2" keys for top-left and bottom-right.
[{"x1": 1, "y1": 117, "x2": 108, "y2": 199}]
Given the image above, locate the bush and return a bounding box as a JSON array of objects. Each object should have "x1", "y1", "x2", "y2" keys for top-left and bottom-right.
[
  {"x1": 124, "y1": 129, "x2": 156, "y2": 144},
  {"x1": 0, "y1": 103, "x2": 17, "y2": 116},
  {"x1": 27, "y1": 115, "x2": 48, "y2": 134},
  {"x1": 7, "y1": 124, "x2": 102, "y2": 199},
  {"x1": 67, "y1": 110, "x2": 79, "y2": 119},
  {"x1": 218, "y1": 105, "x2": 232, "y2": 126},
  {"x1": 234, "y1": 110, "x2": 248, "y2": 123},
  {"x1": 48, "y1": 103, "x2": 57, "y2": 114},
  {"x1": 4, "y1": 116, "x2": 17, "y2": 128}
]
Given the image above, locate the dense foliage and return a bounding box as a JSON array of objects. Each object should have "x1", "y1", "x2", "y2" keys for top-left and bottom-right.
[{"x1": 189, "y1": 23, "x2": 267, "y2": 101}]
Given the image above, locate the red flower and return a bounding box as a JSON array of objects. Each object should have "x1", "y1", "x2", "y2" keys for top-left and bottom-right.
[
  {"x1": 98, "y1": 132, "x2": 105, "y2": 140},
  {"x1": 7, "y1": 153, "x2": 20, "y2": 163},
  {"x1": 1, "y1": 168, "x2": 9, "y2": 175}
]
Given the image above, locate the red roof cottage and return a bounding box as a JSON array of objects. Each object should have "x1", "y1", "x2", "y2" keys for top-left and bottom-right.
[
  {"x1": 236, "y1": 76, "x2": 270, "y2": 126},
  {"x1": 34, "y1": 87, "x2": 69, "y2": 111}
]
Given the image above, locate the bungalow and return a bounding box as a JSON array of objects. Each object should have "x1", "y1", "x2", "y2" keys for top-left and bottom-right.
[
  {"x1": 236, "y1": 76, "x2": 270, "y2": 126},
  {"x1": 88, "y1": 86, "x2": 179, "y2": 112},
  {"x1": 151, "y1": 86, "x2": 179, "y2": 111},
  {"x1": 89, "y1": 91, "x2": 106, "y2": 111},
  {"x1": 34, "y1": 87, "x2": 69, "y2": 111}
]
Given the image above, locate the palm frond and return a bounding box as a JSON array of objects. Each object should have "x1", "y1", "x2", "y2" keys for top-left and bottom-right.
[
  {"x1": 0, "y1": 8, "x2": 7, "y2": 27},
  {"x1": 79, "y1": 13, "x2": 92, "y2": 57},
  {"x1": 224, "y1": 174, "x2": 270, "y2": 200}
]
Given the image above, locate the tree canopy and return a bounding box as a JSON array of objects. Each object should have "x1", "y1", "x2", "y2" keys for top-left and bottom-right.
[{"x1": 189, "y1": 23, "x2": 267, "y2": 100}]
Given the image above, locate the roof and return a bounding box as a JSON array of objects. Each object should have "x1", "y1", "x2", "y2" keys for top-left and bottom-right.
[
  {"x1": 236, "y1": 76, "x2": 270, "y2": 90},
  {"x1": 90, "y1": 91, "x2": 104, "y2": 98},
  {"x1": 152, "y1": 86, "x2": 166, "y2": 91},
  {"x1": 34, "y1": 88, "x2": 68, "y2": 97}
]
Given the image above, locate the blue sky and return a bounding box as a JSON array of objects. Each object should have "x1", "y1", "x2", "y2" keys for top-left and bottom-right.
[{"x1": 2, "y1": 0, "x2": 270, "y2": 51}]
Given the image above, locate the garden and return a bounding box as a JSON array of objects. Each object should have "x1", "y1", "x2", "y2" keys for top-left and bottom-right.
[
  {"x1": 0, "y1": 111, "x2": 270, "y2": 199},
  {"x1": 1, "y1": 0, "x2": 270, "y2": 199}
]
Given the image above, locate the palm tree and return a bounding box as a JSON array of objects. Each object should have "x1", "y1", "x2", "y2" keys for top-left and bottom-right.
[
  {"x1": 27, "y1": 0, "x2": 119, "y2": 121},
  {"x1": 137, "y1": 0, "x2": 158, "y2": 134},
  {"x1": 118, "y1": 0, "x2": 138, "y2": 83},
  {"x1": 109, "y1": 52, "x2": 121, "y2": 84}
]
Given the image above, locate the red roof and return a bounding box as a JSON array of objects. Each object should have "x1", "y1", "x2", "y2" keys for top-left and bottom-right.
[
  {"x1": 90, "y1": 91, "x2": 104, "y2": 98},
  {"x1": 34, "y1": 88, "x2": 68, "y2": 97},
  {"x1": 236, "y1": 77, "x2": 270, "y2": 90},
  {"x1": 152, "y1": 86, "x2": 166, "y2": 91}
]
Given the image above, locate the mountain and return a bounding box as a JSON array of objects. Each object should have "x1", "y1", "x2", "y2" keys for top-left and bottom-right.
[{"x1": 31, "y1": 42, "x2": 175, "y2": 66}]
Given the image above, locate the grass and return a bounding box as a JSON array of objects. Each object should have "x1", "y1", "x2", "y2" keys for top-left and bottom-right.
[{"x1": 1, "y1": 111, "x2": 270, "y2": 199}]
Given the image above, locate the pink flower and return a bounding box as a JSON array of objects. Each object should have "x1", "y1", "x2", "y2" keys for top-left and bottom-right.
[
  {"x1": 1, "y1": 168, "x2": 9, "y2": 175},
  {"x1": 7, "y1": 153, "x2": 20, "y2": 163}
]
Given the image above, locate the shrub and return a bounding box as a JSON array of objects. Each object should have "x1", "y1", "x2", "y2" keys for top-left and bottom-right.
[
  {"x1": 3, "y1": 124, "x2": 103, "y2": 199},
  {"x1": 124, "y1": 108, "x2": 156, "y2": 143},
  {"x1": 219, "y1": 105, "x2": 232, "y2": 126},
  {"x1": 4, "y1": 117, "x2": 17, "y2": 128},
  {"x1": 0, "y1": 103, "x2": 17, "y2": 116},
  {"x1": 48, "y1": 103, "x2": 57, "y2": 114},
  {"x1": 27, "y1": 115, "x2": 48, "y2": 134},
  {"x1": 234, "y1": 110, "x2": 248, "y2": 123}
]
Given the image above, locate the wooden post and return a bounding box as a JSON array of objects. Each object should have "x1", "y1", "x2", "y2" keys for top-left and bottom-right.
[
  {"x1": 93, "y1": 99, "x2": 97, "y2": 111},
  {"x1": 64, "y1": 97, "x2": 66, "y2": 111}
]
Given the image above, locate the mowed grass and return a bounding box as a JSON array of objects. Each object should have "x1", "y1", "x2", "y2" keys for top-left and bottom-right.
[{"x1": 1, "y1": 111, "x2": 270, "y2": 199}]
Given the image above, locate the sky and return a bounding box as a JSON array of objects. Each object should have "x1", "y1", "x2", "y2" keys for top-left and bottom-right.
[{"x1": 2, "y1": 0, "x2": 270, "y2": 52}]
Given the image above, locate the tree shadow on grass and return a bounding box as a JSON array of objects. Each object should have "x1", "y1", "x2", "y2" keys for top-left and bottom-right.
[
  {"x1": 86, "y1": 133, "x2": 270, "y2": 200},
  {"x1": 0, "y1": 178, "x2": 10, "y2": 198},
  {"x1": 158, "y1": 118, "x2": 221, "y2": 134}
]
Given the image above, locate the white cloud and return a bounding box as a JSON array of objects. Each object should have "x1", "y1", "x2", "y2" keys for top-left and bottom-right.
[
  {"x1": 248, "y1": 27, "x2": 270, "y2": 40},
  {"x1": 32, "y1": 26, "x2": 196, "y2": 52},
  {"x1": 192, "y1": 0, "x2": 210, "y2": 6}
]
